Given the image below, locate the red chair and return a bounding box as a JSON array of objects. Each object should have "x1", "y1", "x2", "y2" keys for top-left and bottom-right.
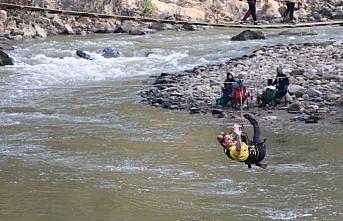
[{"x1": 231, "y1": 86, "x2": 249, "y2": 108}]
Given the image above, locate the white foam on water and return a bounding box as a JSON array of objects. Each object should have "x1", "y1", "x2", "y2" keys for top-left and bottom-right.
[{"x1": 3, "y1": 50, "x2": 189, "y2": 89}]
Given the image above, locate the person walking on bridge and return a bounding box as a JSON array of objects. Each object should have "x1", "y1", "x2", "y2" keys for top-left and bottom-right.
[
  {"x1": 240, "y1": 0, "x2": 259, "y2": 25},
  {"x1": 281, "y1": 0, "x2": 302, "y2": 23}
]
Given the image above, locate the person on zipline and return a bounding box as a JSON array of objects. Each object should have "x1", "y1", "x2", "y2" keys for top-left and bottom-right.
[
  {"x1": 240, "y1": 0, "x2": 258, "y2": 25},
  {"x1": 217, "y1": 113, "x2": 268, "y2": 169}
]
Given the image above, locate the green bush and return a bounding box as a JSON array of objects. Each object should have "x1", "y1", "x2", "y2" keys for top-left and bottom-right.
[{"x1": 140, "y1": 0, "x2": 153, "y2": 15}]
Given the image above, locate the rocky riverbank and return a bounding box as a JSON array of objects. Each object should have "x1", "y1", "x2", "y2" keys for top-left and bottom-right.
[{"x1": 140, "y1": 40, "x2": 343, "y2": 124}]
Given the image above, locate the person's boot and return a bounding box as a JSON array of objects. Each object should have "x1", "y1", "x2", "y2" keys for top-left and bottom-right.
[{"x1": 243, "y1": 113, "x2": 257, "y2": 125}]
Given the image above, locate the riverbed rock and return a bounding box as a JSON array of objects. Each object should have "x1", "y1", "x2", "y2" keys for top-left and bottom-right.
[
  {"x1": 77, "y1": 17, "x2": 92, "y2": 26},
  {"x1": 51, "y1": 16, "x2": 65, "y2": 30},
  {"x1": 231, "y1": 30, "x2": 265, "y2": 41},
  {"x1": 307, "y1": 88, "x2": 322, "y2": 98},
  {"x1": 305, "y1": 115, "x2": 320, "y2": 124},
  {"x1": 287, "y1": 103, "x2": 301, "y2": 113},
  {"x1": 0, "y1": 49, "x2": 14, "y2": 66},
  {"x1": 129, "y1": 29, "x2": 146, "y2": 35},
  {"x1": 34, "y1": 23, "x2": 47, "y2": 38},
  {"x1": 289, "y1": 69, "x2": 305, "y2": 76},
  {"x1": 121, "y1": 20, "x2": 139, "y2": 33},
  {"x1": 288, "y1": 84, "x2": 306, "y2": 95},
  {"x1": 63, "y1": 24, "x2": 75, "y2": 35},
  {"x1": 182, "y1": 24, "x2": 198, "y2": 31},
  {"x1": 102, "y1": 48, "x2": 120, "y2": 58},
  {"x1": 76, "y1": 50, "x2": 94, "y2": 60}
]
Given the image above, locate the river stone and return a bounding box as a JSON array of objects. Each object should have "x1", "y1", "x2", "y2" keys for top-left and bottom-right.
[
  {"x1": 190, "y1": 107, "x2": 200, "y2": 114},
  {"x1": 52, "y1": 16, "x2": 64, "y2": 30},
  {"x1": 289, "y1": 69, "x2": 305, "y2": 76},
  {"x1": 182, "y1": 24, "x2": 197, "y2": 31},
  {"x1": 114, "y1": 27, "x2": 125, "y2": 33},
  {"x1": 288, "y1": 84, "x2": 305, "y2": 95},
  {"x1": 77, "y1": 17, "x2": 92, "y2": 26},
  {"x1": 63, "y1": 24, "x2": 75, "y2": 35},
  {"x1": 307, "y1": 88, "x2": 322, "y2": 97},
  {"x1": 287, "y1": 103, "x2": 301, "y2": 113},
  {"x1": 102, "y1": 48, "x2": 120, "y2": 58},
  {"x1": 129, "y1": 29, "x2": 146, "y2": 35},
  {"x1": 76, "y1": 50, "x2": 94, "y2": 60},
  {"x1": 34, "y1": 23, "x2": 47, "y2": 38},
  {"x1": 231, "y1": 30, "x2": 266, "y2": 41},
  {"x1": 212, "y1": 109, "x2": 224, "y2": 115},
  {"x1": 305, "y1": 115, "x2": 319, "y2": 124},
  {"x1": 121, "y1": 20, "x2": 139, "y2": 33},
  {"x1": 0, "y1": 49, "x2": 13, "y2": 66}
]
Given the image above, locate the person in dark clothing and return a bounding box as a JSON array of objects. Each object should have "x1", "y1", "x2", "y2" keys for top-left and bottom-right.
[
  {"x1": 217, "y1": 113, "x2": 267, "y2": 169},
  {"x1": 284, "y1": 1, "x2": 295, "y2": 22},
  {"x1": 273, "y1": 65, "x2": 289, "y2": 104},
  {"x1": 282, "y1": 0, "x2": 302, "y2": 23},
  {"x1": 224, "y1": 72, "x2": 235, "y2": 84},
  {"x1": 221, "y1": 73, "x2": 235, "y2": 107},
  {"x1": 240, "y1": 0, "x2": 258, "y2": 25}
]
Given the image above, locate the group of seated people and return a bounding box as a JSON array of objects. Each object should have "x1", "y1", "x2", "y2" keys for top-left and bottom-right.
[
  {"x1": 217, "y1": 73, "x2": 249, "y2": 108},
  {"x1": 217, "y1": 66, "x2": 289, "y2": 109}
]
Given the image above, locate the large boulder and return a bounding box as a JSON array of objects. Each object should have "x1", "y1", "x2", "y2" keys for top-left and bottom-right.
[
  {"x1": 0, "y1": 49, "x2": 14, "y2": 66},
  {"x1": 102, "y1": 48, "x2": 120, "y2": 58},
  {"x1": 231, "y1": 30, "x2": 266, "y2": 41}
]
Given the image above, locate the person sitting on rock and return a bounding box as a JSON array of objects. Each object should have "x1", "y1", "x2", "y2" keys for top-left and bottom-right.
[
  {"x1": 240, "y1": 0, "x2": 259, "y2": 25},
  {"x1": 217, "y1": 113, "x2": 268, "y2": 169}
]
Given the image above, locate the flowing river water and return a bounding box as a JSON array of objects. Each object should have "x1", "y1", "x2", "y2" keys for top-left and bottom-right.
[{"x1": 1, "y1": 26, "x2": 343, "y2": 221}]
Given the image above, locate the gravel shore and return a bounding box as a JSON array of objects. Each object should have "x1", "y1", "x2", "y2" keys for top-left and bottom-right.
[{"x1": 141, "y1": 40, "x2": 343, "y2": 124}]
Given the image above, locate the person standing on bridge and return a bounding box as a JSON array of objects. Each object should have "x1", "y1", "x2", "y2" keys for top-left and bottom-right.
[{"x1": 240, "y1": 0, "x2": 258, "y2": 25}]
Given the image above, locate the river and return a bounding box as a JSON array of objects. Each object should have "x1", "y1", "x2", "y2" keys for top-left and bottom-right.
[{"x1": 0, "y1": 26, "x2": 342, "y2": 221}]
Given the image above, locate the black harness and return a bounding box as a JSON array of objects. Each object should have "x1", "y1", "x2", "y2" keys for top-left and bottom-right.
[{"x1": 225, "y1": 131, "x2": 265, "y2": 169}]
